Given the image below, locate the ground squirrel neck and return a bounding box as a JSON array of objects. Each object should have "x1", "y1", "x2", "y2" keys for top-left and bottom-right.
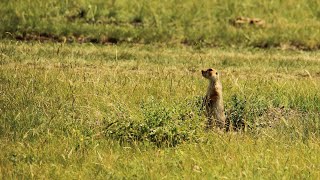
[{"x1": 207, "y1": 80, "x2": 222, "y2": 100}]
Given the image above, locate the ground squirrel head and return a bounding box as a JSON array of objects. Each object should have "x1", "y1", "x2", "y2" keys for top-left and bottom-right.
[{"x1": 201, "y1": 68, "x2": 219, "y2": 82}]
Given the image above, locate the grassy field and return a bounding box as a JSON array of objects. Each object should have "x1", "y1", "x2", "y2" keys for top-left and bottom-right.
[
  {"x1": 2, "y1": 0, "x2": 320, "y2": 179},
  {"x1": 1, "y1": 0, "x2": 320, "y2": 49},
  {"x1": 1, "y1": 40, "x2": 320, "y2": 179}
]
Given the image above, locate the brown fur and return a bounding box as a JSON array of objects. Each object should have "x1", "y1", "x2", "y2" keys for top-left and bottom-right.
[
  {"x1": 201, "y1": 68, "x2": 226, "y2": 130},
  {"x1": 229, "y1": 17, "x2": 265, "y2": 27}
]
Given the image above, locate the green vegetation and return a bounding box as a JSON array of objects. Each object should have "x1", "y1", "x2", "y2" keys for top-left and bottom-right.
[
  {"x1": 1, "y1": 0, "x2": 320, "y2": 178},
  {"x1": 1, "y1": 41, "x2": 320, "y2": 178},
  {"x1": 1, "y1": 0, "x2": 320, "y2": 49}
]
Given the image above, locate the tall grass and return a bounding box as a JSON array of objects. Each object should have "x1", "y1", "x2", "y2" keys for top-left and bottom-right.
[{"x1": 1, "y1": 41, "x2": 320, "y2": 178}]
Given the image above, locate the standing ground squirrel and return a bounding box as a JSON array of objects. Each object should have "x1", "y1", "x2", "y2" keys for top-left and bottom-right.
[{"x1": 201, "y1": 68, "x2": 226, "y2": 130}]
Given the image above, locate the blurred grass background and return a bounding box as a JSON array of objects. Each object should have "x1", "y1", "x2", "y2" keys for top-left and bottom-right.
[{"x1": 1, "y1": 0, "x2": 320, "y2": 49}]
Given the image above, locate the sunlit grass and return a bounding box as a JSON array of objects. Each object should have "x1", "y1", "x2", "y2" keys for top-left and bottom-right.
[{"x1": 1, "y1": 41, "x2": 320, "y2": 178}]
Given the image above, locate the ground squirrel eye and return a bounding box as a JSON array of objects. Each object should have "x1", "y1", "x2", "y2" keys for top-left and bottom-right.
[
  {"x1": 216, "y1": 72, "x2": 218, "y2": 75},
  {"x1": 208, "y1": 68, "x2": 213, "y2": 71}
]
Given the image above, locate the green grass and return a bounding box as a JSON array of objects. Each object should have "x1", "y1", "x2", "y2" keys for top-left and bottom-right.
[
  {"x1": 1, "y1": 40, "x2": 320, "y2": 179},
  {"x1": 1, "y1": 0, "x2": 320, "y2": 49}
]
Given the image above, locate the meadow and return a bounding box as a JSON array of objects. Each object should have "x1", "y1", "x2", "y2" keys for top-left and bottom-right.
[
  {"x1": 1, "y1": 41, "x2": 320, "y2": 179},
  {"x1": 1, "y1": 0, "x2": 320, "y2": 49},
  {"x1": 1, "y1": 0, "x2": 320, "y2": 179}
]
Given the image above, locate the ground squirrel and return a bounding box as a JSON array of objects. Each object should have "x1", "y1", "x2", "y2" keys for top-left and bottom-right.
[{"x1": 201, "y1": 68, "x2": 226, "y2": 129}]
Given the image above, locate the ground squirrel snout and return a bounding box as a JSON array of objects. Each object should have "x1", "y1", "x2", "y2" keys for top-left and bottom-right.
[{"x1": 201, "y1": 68, "x2": 226, "y2": 130}]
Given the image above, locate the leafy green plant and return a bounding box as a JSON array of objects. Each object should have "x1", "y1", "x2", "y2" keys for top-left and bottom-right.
[
  {"x1": 226, "y1": 95, "x2": 246, "y2": 131},
  {"x1": 104, "y1": 98, "x2": 201, "y2": 147}
]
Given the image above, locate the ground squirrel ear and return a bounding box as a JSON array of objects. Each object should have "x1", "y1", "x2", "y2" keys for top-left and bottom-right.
[{"x1": 216, "y1": 72, "x2": 218, "y2": 75}]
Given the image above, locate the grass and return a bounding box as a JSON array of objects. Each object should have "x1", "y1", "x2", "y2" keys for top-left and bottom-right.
[
  {"x1": 1, "y1": 0, "x2": 320, "y2": 49},
  {"x1": 1, "y1": 40, "x2": 320, "y2": 179}
]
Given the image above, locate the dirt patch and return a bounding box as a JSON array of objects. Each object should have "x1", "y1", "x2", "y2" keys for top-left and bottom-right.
[
  {"x1": 229, "y1": 17, "x2": 266, "y2": 27},
  {"x1": 13, "y1": 32, "x2": 120, "y2": 44},
  {"x1": 5, "y1": 30, "x2": 320, "y2": 51},
  {"x1": 255, "y1": 107, "x2": 302, "y2": 128}
]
